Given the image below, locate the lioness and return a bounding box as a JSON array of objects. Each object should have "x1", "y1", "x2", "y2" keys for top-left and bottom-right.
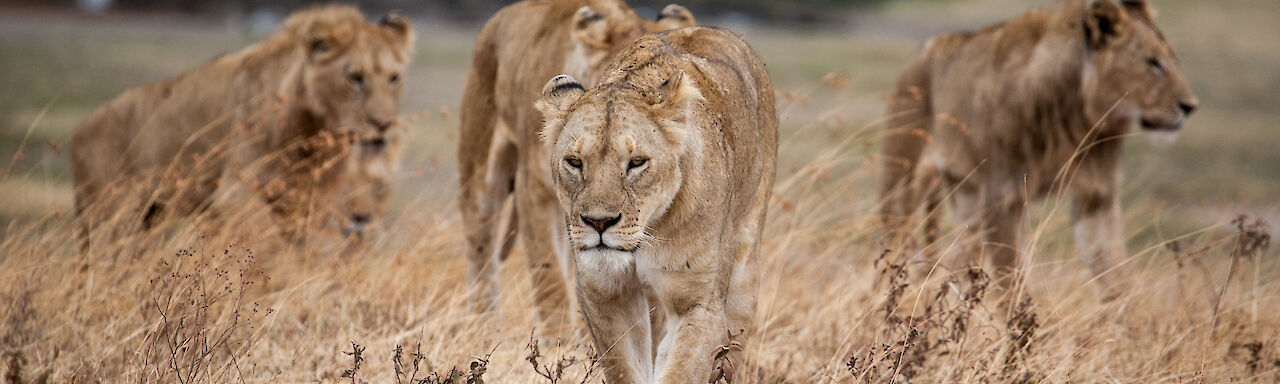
[
  {"x1": 456, "y1": 0, "x2": 695, "y2": 330},
  {"x1": 880, "y1": 0, "x2": 1197, "y2": 300},
  {"x1": 70, "y1": 5, "x2": 414, "y2": 251},
  {"x1": 538, "y1": 27, "x2": 777, "y2": 383}
]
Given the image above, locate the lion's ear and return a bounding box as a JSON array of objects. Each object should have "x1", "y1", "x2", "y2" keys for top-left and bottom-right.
[
  {"x1": 648, "y1": 70, "x2": 702, "y2": 146},
  {"x1": 1085, "y1": 0, "x2": 1128, "y2": 49},
  {"x1": 1119, "y1": 0, "x2": 1148, "y2": 11},
  {"x1": 308, "y1": 37, "x2": 330, "y2": 57},
  {"x1": 538, "y1": 75, "x2": 586, "y2": 116},
  {"x1": 1119, "y1": 0, "x2": 1155, "y2": 20},
  {"x1": 656, "y1": 4, "x2": 696, "y2": 30},
  {"x1": 537, "y1": 75, "x2": 587, "y2": 145},
  {"x1": 571, "y1": 6, "x2": 611, "y2": 49},
  {"x1": 649, "y1": 70, "x2": 701, "y2": 109},
  {"x1": 299, "y1": 23, "x2": 346, "y2": 61},
  {"x1": 379, "y1": 12, "x2": 416, "y2": 54}
]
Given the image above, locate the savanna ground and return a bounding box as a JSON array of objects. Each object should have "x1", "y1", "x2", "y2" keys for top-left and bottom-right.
[{"x1": 1, "y1": 0, "x2": 1278, "y2": 382}]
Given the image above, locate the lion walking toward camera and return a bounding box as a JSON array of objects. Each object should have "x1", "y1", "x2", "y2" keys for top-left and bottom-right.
[
  {"x1": 70, "y1": 5, "x2": 414, "y2": 252},
  {"x1": 538, "y1": 27, "x2": 776, "y2": 383},
  {"x1": 456, "y1": 0, "x2": 695, "y2": 331},
  {"x1": 879, "y1": 0, "x2": 1197, "y2": 301}
]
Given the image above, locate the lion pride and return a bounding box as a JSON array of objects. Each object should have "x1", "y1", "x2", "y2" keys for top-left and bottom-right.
[
  {"x1": 70, "y1": 5, "x2": 414, "y2": 251},
  {"x1": 538, "y1": 27, "x2": 777, "y2": 383},
  {"x1": 456, "y1": 0, "x2": 695, "y2": 331},
  {"x1": 879, "y1": 0, "x2": 1197, "y2": 301}
]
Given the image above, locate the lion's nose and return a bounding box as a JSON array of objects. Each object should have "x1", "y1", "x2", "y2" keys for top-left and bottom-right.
[
  {"x1": 342, "y1": 214, "x2": 370, "y2": 237},
  {"x1": 581, "y1": 214, "x2": 621, "y2": 233},
  {"x1": 352, "y1": 214, "x2": 370, "y2": 225},
  {"x1": 1178, "y1": 98, "x2": 1198, "y2": 116}
]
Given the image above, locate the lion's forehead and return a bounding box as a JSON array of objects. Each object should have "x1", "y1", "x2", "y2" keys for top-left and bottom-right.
[
  {"x1": 565, "y1": 101, "x2": 653, "y2": 156},
  {"x1": 568, "y1": 129, "x2": 637, "y2": 159},
  {"x1": 343, "y1": 42, "x2": 408, "y2": 70}
]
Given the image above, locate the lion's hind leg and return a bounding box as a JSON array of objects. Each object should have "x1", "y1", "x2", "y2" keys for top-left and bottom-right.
[{"x1": 464, "y1": 133, "x2": 519, "y2": 314}]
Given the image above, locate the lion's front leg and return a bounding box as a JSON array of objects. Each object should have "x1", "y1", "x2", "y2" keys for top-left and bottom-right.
[
  {"x1": 651, "y1": 273, "x2": 729, "y2": 384},
  {"x1": 577, "y1": 251, "x2": 652, "y2": 384},
  {"x1": 1070, "y1": 147, "x2": 1132, "y2": 302},
  {"x1": 1071, "y1": 186, "x2": 1131, "y2": 302},
  {"x1": 980, "y1": 197, "x2": 1025, "y2": 309}
]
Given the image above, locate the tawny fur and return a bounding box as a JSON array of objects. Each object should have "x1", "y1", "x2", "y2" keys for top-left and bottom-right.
[
  {"x1": 316, "y1": 130, "x2": 404, "y2": 253},
  {"x1": 879, "y1": 0, "x2": 1197, "y2": 302},
  {"x1": 538, "y1": 27, "x2": 777, "y2": 383},
  {"x1": 455, "y1": 0, "x2": 695, "y2": 332},
  {"x1": 69, "y1": 5, "x2": 414, "y2": 252}
]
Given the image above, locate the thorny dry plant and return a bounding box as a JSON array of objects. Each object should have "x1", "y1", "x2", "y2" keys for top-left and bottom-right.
[
  {"x1": 346, "y1": 340, "x2": 499, "y2": 384},
  {"x1": 524, "y1": 334, "x2": 601, "y2": 384},
  {"x1": 708, "y1": 329, "x2": 746, "y2": 384},
  {"x1": 851, "y1": 245, "x2": 1049, "y2": 383},
  {"x1": 132, "y1": 238, "x2": 273, "y2": 384}
]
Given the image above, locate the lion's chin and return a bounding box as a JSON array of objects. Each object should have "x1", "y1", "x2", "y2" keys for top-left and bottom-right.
[
  {"x1": 1144, "y1": 129, "x2": 1181, "y2": 148},
  {"x1": 1138, "y1": 115, "x2": 1183, "y2": 148}
]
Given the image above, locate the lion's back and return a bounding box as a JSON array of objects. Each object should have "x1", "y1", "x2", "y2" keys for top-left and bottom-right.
[{"x1": 642, "y1": 27, "x2": 778, "y2": 220}]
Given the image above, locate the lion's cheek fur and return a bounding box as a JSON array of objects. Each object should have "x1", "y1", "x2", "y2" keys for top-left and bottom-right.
[{"x1": 637, "y1": 163, "x2": 682, "y2": 237}]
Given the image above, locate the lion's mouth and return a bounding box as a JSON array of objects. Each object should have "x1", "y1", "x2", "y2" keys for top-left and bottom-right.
[
  {"x1": 586, "y1": 244, "x2": 637, "y2": 253},
  {"x1": 1140, "y1": 116, "x2": 1183, "y2": 132}
]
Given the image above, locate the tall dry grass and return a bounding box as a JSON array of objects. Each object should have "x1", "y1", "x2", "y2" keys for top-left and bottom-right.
[
  {"x1": 1, "y1": 72, "x2": 1276, "y2": 383},
  {"x1": 2, "y1": 2, "x2": 1279, "y2": 379}
]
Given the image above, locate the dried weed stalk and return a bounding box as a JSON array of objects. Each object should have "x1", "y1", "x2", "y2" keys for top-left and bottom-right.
[
  {"x1": 524, "y1": 335, "x2": 600, "y2": 384},
  {"x1": 131, "y1": 241, "x2": 271, "y2": 383}
]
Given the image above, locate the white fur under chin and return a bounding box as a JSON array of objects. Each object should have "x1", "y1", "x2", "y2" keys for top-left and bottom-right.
[
  {"x1": 577, "y1": 248, "x2": 634, "y2": 277},
  {"x1": 1145, "y1": 129, "x2": 1181, "y2": 148}
]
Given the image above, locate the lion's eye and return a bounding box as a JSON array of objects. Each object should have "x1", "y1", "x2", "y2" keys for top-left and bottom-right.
[
  {"x1": 349, "y1": 72, "x2": 365, "y2": 86},
  {"x1": 1147, "y1": 58, "x2": 1163, "y2": 73},
  {"x1": 389, "y1": 73, "x2": 400, "y2": 84},
  {"x1": 565, "y1": 157, "x2": 583, "y2": 170},
  {"x1": 628, "y1": 157, "x2": 648, "y2": 169}
]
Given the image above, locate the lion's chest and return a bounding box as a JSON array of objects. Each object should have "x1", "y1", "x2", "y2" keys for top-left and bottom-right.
[{"x1": 635, "y1": 245, "x2": 726, "y2": 311}]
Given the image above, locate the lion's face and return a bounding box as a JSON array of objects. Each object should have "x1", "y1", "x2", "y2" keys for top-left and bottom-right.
[
  {"x1": 1083, "y1": 0, "x2": 1197, "y2": 134},
  {"x1": 312, "y1": 130, "x2": 401, "y2": 245},
  {"x1": 538, "y1": 72, "x2": 697, "y2": 254},
  {"x1": 297, "y1": 13, "x2": 415, "y2": 141}
]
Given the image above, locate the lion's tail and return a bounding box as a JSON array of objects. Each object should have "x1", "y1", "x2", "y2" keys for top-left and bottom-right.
[{"x1": 878, "y1": 48, "x2": 935, "y2": 246}]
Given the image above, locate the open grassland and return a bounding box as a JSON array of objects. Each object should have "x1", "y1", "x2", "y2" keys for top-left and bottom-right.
[{"x1": 1, "y1": 0, "x2": 1278, "y2": 382}]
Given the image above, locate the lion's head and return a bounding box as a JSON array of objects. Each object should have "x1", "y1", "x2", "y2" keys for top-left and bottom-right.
[
  {"x1": 536, "y1": 65, "x2": 702, "y2": 253},
  {"x1": 1081, "y1": 0, "x2": 1197, "y2": 135},
  {"x1": 565, "y1": 2, "x2": 694, "y2": 85},
  {"x1": 285, "y1": 6, "x2": 415, "y2": 140},
  {"x1": 655, "y1": 4, "x2": 697, "y2": 31},
  {"x1": 330, "y1": 131, "x2": 401, "y2": 242}
]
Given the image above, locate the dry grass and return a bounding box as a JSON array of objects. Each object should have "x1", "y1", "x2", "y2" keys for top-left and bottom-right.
[
  {"x1": 2, "y1": 1, "x2": 1279, "y2": 383},
  {"x1": 1, "y1": 85, "x2": 1276, "y2": 382}
]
